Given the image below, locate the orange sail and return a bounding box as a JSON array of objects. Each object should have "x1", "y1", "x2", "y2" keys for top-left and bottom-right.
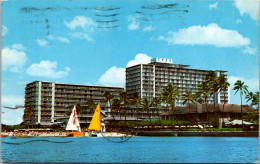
[{"x1": 88, "y1": 102, "x2": 101, "y2": 131}]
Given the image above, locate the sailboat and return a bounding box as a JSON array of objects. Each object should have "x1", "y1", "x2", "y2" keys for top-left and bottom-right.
[
  {"x1": 88, "y1": 102, "x2": 128, "y2": 138},
  {"x1": 65, "y1": 105, "x2": 85, "y2": 137},
  {"x1": 88, "y1": 102, "x2": 102, "y2": 137}
]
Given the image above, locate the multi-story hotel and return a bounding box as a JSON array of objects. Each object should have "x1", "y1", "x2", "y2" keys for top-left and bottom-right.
[
  {"x1": 24, "y1": 57, "x2": 230, "y2": 128},
  {"x1": 126, "y1": 58, "x2": 229, "y2": 106},
  {"x1": 24, "y1": 81, "x2": 124, "y2": 126}
]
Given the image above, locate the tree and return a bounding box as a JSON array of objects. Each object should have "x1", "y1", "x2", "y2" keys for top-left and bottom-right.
[
  {"x1": 242, "y1": 111, "x2": 259, "y2": 124},
  {"x1": 86, "y1": 98, "x2": 96, "y2": 113},
  {"x1": 103, "y1": 91, "x2": 114, "y2": 118},
  {"x1": 140, "y1": 97, "x2": 153, "y2": 123},
  {"x1": 233, "y1": 80, "x2": 249, "y2": 128},
  {"x1": 151, "y1": 96, "x2": 162, "y2": 124},
  {"x1": 205, "y1": 71, "x2": 220, "y2": 123},
  {"x1": 193, "y1": 91, "x2": 203, "y2": 121},
  {"x1": 129, "y1": 92, "x2": 140, "y2": 121},
  {"x1": 76, "y1": 103, "x2": 83, "y2": 116},
  {"x1": 23, "y1": 105, "x2": 35, "y2": 128},
  {"x1": 218, "y1": 73, "x2": 230, "y2": 125},
  {"x1": 246, "y1": 91, "x2": 259, "y2": 109},
  {"x1": 161, "y1": 83, "x2": 180, "y2": 124},
  {"x1": 182, "y1": 90, "x2": 195, "y2": 122},
  {"x1": 112, "y1": 98, "x2": 122, "y2": 119},
  {"x1": 198, "y1": 81, "x2": 210, "y2": 124},
  {"x1": 119, "y1": 91, "x2": 131, "y2": 129}
]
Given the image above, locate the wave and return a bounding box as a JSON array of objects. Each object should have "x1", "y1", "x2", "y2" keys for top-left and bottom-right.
[{"x1": 2, "y1": 139, "x2": 72, "y2": 145}]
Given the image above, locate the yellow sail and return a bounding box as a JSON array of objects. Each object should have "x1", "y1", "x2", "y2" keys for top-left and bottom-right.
[{"x1": 88, "y1": 102, "x2": 101, "y2": 131}]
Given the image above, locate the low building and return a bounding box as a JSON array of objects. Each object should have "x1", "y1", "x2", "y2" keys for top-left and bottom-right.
[{"x1": 161, "y1": 103, "x2": 256, "y2": 127}]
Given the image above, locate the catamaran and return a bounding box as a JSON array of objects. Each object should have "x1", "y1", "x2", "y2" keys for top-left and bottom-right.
[{"x1": 65, "y1": 105, "x2": 85, "y2": 137}]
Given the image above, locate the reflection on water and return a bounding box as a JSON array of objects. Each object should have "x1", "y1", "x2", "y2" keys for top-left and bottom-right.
[{"x1": 1, "y1": 137, "x2": 259, "y2": 163}]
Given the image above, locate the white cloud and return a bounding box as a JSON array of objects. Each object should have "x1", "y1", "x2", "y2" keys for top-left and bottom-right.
[
  {"x1": 229, "y1": 76, "x2": 259, "y2": 92},
  {"x1": 98, "y1": 53, "x2": 152, "y2": 87},
  {"x1": 36, "y1": 39, "x2": 48, "y2": 47},
  {"x1": 47, "y1": 35, "x2": 55, "y2": 40},
  {"x1": 47, "y1": 35, "x2": 70, "y2": 43},
  {"x1": 128, "y1": 16, "x2": 139, "y2": 30},
  {"x1": 56, "y1": 37, "x2": 70, "y2": 43},
  {"x1": 26, "y1": 60, "x2": 70, "y2": 78},
  {"x1": 64, "y1": 16, "x2": 96, "y2": 30},
  {"x1": 243, "y1": 46, "x2": 257, "y2": 55},
  {"x1": 2, "y1": 46, "x2": 27, "y2": 72},
  {"x1": 98, "y1": 66, "x2": 125, "y2": 87},
  {"x1": 236, "y1": 19, "x2": 242, "y2": 24},
  {"x1": 228, "y1": 76, "x2": 259, "y2": 104},
  {"x1": 2, "y1": 25, "x2": 8, "y2": 36},
  {"x1": 143, "y1": 26, "x2": 154, "y2": 32},
  {"x1": 209, "y1": 1, "x2": 218, "y2": 9},
  {"x1": 70, "y1": 32, "x2": 94, "y2": 42},
  {"x1": 234, "y1": 0, "x2": 259, "y2": 21},
  {"x1": 1, "y1": 108, "x2": 24, "y2": 125},
  {"x1": 1, "y1": 95, "x2": 25, "y2": 125},
  {"x1": 11, "y1": 43, "x2": 25, "y2": 50},
  {"x1": 2, "y1": 95, "x2": 24, "y2": 107},
  {"x1": 126, "y1": 53, "x2": 152, "y2": 67},
  {"x1": 158, "y1": 23, "x2": 250, "y2": 47}
]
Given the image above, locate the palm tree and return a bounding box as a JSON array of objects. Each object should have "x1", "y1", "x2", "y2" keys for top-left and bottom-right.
[
  {"x1": 103, "y1": 91, "x2": 114, "y2": 118},
  {"x1": 140, "y1": 97, "x2": 153, "y2": 123},
  {"x1": 76, "y1": 103, "x2": 83, "y2": 116},
  {"x1": 194, "y1": 91, "x2": 203, "y2": 120},
  {"x1": 233, "y1": 80, "x2": 249, "y2": 128},
  {"x1": 161, "y1": 83, "x2": 180, "y2": 124},
  {"x1": 129, "y1": 92, "x2": 140, "y2": 121},
  {"x1": 246, "y1": 91, "x2": 259, "y2": 109},
  {"x1": 182, "y1": 90, "x2": 195, "y2": 122},
  {"x1": 211, "y1": 81, "x2": 220, "y2": 123},
  {"x1": 86, "y1": 98, "x2": 96, "y2": 113},
  {"x1": 198, "y1": 81, "x2": 210, "y2": 124},
  {"x1": 111, "y1": 98, "x2": 122, "y2": 119},
  {"x1": 23, "y1": 105, "x2": 35, "y2": 128},
  {"x1": 205, "y1": 71, "x2": 220, "y2": 124},
  {"x1": 119, "y1": 91, "x2": 131, "y2": 129},
  {"x1": 151, "y1": 96, "x2": 162, "y2": 124},
  {"x1": 218, "y1": 73, "x2": 230, "y2": 125},
  {"x1": 253, "y1": 92, "x2": 259, "y2": 109}
]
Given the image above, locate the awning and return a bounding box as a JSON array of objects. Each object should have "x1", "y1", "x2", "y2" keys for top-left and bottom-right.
[{"x1": 231, "y1": 120, "x2": 253, "y2": 125}]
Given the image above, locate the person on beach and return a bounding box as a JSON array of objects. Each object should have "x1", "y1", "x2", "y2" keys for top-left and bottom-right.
[{"x1": 101, "y1": 119, "x2": 106, "y2": 133}]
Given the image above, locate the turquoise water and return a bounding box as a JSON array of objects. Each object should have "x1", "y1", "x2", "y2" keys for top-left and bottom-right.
[{"x1": 1, "y1": 136, "x2": 259, "y2": 163}]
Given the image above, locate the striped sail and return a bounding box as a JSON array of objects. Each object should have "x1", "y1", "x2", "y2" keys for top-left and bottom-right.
[{"x1": 66, "y1": 105, "x2": 81, "y2": 132}]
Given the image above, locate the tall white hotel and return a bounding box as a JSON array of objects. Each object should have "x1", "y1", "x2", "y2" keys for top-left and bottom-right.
[{"x1": 126, "y1": 58, "x2": 229, "y2": 106}]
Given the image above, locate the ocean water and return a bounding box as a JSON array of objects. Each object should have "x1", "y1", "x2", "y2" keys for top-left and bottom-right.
[{"x1": 1, "y1": 136, "x2": 259, "y2": 163}]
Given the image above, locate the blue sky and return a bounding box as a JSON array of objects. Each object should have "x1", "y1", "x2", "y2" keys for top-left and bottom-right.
[{"x1": 1, "y1": 0, "x2": 259, "y2": 125}]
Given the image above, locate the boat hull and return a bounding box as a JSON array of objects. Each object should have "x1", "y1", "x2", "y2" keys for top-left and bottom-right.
[
  {"x1": 97, "y1": 132, "x2": 128, "y2": 137},
  {"x1": 66, "y1": 132, "x2": 85, "y2": 137}
]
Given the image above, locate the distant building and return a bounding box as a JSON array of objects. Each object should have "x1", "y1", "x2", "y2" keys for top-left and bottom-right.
[
  {"x1": 24, "y1": 81, "x2": 124, "y2": 127},
  {"x1": 126, "y1": 57, "x2": 229, "y2": 106}
]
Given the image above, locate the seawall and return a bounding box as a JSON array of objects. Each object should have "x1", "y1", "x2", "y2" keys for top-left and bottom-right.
[{"x1": 136, "y1": 131, "x2": 259, "y2": 137}]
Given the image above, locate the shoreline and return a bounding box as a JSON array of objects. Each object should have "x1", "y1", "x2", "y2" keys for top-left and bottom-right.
[
  {"x1": 135, "y1": 131, "x2": 259, "y2": 137},
  {"x1": 2, "y1": 131, "x2": 259, "y2": 137}
]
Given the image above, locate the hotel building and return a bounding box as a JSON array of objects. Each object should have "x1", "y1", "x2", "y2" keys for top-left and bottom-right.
[
  {"x1": 24, "y1": 81, "x2": 124, "y2": 126},
  {"x1": 126, "y1": 58, "x2": 229, "y2": 106}
]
